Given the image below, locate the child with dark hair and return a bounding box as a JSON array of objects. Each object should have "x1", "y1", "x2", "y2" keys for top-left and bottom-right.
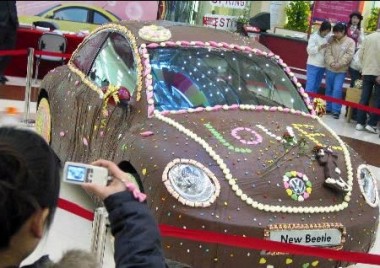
[
  {"x1": 0, "y1": 127, "x2": 166, "y2": 267},
  {"x1": 347, "y1": 11, "x2": 364, "y2": 50},
  {"x1": 305, "y1": 20, "x2": 332, "y2": 94},
  {"x1": 324, "y1": 22, "x2": 355, "y2": 119},
  {"x1": 347, "y1": 11, "x2": 364, "y2": 88},
  {"x1": 347, "y1": 11, "x2": 365, "y2": 120}
]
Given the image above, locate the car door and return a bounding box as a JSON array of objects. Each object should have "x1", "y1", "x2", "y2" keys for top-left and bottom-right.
[{"x1": 84, "y1": 31, "x2": 139, "y2": 161}]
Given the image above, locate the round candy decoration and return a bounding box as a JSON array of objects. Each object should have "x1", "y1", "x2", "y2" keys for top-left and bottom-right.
[
  {"x1": 283, "y1": 171, "x2": 312, "y2": 202},
  {"x1": 138, "y1": 25, "x2": 172, "y2": 42}
]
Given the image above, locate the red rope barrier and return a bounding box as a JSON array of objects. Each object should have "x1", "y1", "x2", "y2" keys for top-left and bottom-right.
[
  {"x1": 160, "y1": 224, "x2": 380, "y2": 265},
  {"x1": 0, "y1": 48, "x2": 72, "y2": 59},
  {"x1": 56, "y1": 197, "x2": 380, "y2": 265},
  {"x1": 58, "y1": 198, "x2": 94, "y2": 221},
  {"x1": 0, "y1": 49, "x2": 28, "y2": 56},
  {"x1": 308, "y1": 92, "x2": 380, "y2": 115}
]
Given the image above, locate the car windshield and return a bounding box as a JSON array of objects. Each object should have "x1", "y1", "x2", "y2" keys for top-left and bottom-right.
[{"x1": 149, "y1": 47, "x2": 308, "y2": 113}]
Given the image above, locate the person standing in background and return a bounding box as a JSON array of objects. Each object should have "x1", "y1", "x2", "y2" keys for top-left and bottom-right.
[
  {"x1": 347, "y1": 11, "x2": 364, "y2": 88},
  {"x1": 305, "y1": 20, "x2": 332, "y2": 94},
  {"x1": 324, "y1": 22, "x2": 355, "y2": 119},
  {"x1": 355, "y1": 26, "x2": 380, "y2": 134},
  {"x1": 0, "y1": 1, "x2": 18, "y2": 85}
]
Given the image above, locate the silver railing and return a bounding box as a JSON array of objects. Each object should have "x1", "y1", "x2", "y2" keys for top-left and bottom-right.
[{"x1": 23, "y1": 47, "x2": 35, "y2": 126}]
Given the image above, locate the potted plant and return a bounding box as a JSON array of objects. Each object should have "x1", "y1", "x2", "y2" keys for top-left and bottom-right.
[
  {"x1": 284, "y1": 1, "x2": 311, "y2": 33},
  {"x1": 235, "y1": 8, "x2": 250, "y2": 33},
  {"x1": 365, "y1": 7, "x2": 380, "y2": 32}
]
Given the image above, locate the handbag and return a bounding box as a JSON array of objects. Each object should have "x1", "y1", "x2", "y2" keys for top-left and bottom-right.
[{"x1": 350, "y1": 49, "x2": 362, "y2": 72}]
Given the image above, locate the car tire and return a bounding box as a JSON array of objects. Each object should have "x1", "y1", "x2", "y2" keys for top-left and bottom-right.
[{"x1": 35, "y1": 96, "x2": 52, "y2": 144}]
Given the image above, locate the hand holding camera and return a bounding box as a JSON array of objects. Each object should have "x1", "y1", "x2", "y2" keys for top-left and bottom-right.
[{"x1": 64, "y1": 159, "x2": 140, "y2": 201}]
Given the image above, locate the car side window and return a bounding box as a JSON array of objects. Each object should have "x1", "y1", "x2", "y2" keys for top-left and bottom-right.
[
  {"x1": 93, "y1": 11, "x2": 110, "y2": 24},
  {"x1": 72, "y1": 32, "x2": 108, "y2": 74},
  {"x1": 53, "y1": 8, "x2": 88, "y2": 23},
  {"x1": 89, "y1": 32, "x2": 137, "y2": 94}
]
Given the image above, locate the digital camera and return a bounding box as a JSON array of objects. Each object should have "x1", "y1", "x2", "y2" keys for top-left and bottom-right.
[{"x1": 63, "y1": 162, "x2": 109, "y2": 186}]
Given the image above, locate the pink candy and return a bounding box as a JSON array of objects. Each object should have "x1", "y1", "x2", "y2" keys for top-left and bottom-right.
[{"x1": 125, "y1": 182, "x2": 147, "y2": 202}]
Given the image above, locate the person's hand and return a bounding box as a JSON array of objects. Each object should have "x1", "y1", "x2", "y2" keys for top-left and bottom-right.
[
  {"x1": 376, "y1": 75, "x2": 380, "y2": 85},
  {"x1": 330, "y1": 62, "x2": 338, "y2": 69},
  {"x1": 319, "y1": 43, "x2": 329, "y2": 50},
  {"x1": 81, "y1": 159, "x2": 135, "y2": 200}
]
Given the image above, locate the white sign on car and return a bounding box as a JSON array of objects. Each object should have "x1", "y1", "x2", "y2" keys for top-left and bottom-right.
[{"x1": 269, "y1": 229, "x2": 342, "y2": 247}]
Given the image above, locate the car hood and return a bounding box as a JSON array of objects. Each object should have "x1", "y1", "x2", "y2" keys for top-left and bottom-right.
[{"x1": 151, "y1": 108, "x2": 355, "y2": 212}]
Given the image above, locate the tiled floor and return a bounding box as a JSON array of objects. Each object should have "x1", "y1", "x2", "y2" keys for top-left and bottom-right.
[{"x1": 2, "y1": 77, "x2": 379, "y2": 268}]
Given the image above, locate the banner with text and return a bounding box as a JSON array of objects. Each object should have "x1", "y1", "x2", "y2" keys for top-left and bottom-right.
[
  {"x1": 312, "y1": 1, "x2": 362, "y2": 23},
  {"x1": 210, "y1": 1, "x2": 248, "y2": 10},
  {"x1": 203, "y1": 14, "x2": 237, "y2": 31}
]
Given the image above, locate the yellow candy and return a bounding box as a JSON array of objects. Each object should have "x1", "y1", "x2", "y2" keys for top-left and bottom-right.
[
  {"x1": 312, "y1": 260, "x2": 319, "y2": 266},
  {"x1": 142, "y1": 168, "x2": 147, "y2": 175},
  {"x1": 291, "y1": 171, "x2": 297, "y2": 177},
  {"x1": 286, "y1": 189, "x2": 293, "y2": 196},
  {"x1": 259, "y1": 257, "x2": 266, "y2": 264},
  {"x1": 286, "y1": 258, "x2": 293, "y2": 264},
  {"x1": 306, "y1": 187, "x2": 312, "y2": 194}
]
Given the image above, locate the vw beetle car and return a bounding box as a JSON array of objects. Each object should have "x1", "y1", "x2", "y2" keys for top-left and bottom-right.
[
  {"x1": 19, "y1": 4, "x2": 119, "y2": 32},
  {"x1": 35, "y1": 20, "x2": 379, "y2": 267}
]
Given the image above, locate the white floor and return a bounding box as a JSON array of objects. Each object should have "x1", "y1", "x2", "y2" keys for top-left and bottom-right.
[{"x1": 1, "y1": 81, "x2": 379, "y2": 267}]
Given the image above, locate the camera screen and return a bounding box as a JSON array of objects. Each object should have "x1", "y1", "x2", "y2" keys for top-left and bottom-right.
[{"x1": 66, "y1": 165, "x2": 87, "y2": 182}]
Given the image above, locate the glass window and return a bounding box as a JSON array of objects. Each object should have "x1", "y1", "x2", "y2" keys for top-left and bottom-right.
[
  {"x1": 53, "y1": 8, "x2": 88, "y2": 23},
  {"x1": 93, "y1": 11, "x2": 110, "y2": 25},
  {"x1": 72, "y1": 31, "x2": 108, "y2": 73},
  {"x1": 149, "y1": 47, "x2": 308, "y2": 112},
  {"x1": 89, "y1": 32, "x2": 137, "y2": 94}
]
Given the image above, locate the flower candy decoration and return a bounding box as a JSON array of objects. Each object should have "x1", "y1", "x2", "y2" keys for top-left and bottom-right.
[
  {"x1": 101, "y1": 84, "x2": 120, "y2": 111},
  {"x1": 138, "y1": 25, "x2": 171, "y2": 42},
  {"x1": 282, "y1": 126, "x2": 297, "y2": 146},
  {"x1": 313, "y1": 98, "x2": 326, "y2": 117},
  {"x1": 101, "y1": 85, "x2": 132, "y2": 113},
  {"x1": 283, "y1": 171, "x2": 312, "y2": 202}
]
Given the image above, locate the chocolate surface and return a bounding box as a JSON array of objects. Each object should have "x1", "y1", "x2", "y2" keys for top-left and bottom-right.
[{"x1": 37, "y1": 20, "x2": 379, "y2": 267}]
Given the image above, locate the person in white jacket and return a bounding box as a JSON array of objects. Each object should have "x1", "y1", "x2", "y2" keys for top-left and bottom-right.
[{"x1": 305, "y1": 21, "x2": 332, "y2": 94}]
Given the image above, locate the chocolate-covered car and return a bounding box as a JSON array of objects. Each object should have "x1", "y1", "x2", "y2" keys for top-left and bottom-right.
[{"x1": 35, "y1": 21, "x2": 379, "y2": 267}]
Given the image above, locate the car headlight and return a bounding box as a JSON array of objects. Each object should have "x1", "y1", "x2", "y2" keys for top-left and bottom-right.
[
  {"x1": 357, "y1": 164, "x2": 379, "y2": 207},
  {"x1": 163, "y1": 159, "x2": 220, "y2": 207}
]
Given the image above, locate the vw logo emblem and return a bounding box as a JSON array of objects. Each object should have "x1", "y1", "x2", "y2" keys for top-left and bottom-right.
[{"x1": 289, "y1": 178, "x2": 306, "y2": 195}]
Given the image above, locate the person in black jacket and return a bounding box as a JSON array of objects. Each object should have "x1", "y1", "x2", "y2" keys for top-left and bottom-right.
[
  {"x1": 0, "y1": 1, "x2": 19, "y2": 84},
  {"x1": 83, "y1": 159, "x2": 167, "y2": 267},
  {"x1": 0, "y1": 127, "x2": 166, "y2": 268}
]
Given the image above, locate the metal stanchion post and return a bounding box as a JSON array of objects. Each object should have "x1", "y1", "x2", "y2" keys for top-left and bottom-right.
[{"x1": 23, "y1": 47, "x2": 35, "y2": 127}]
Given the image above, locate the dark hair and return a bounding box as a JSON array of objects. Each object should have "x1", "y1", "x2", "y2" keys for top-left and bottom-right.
[
  {"x1": 0, "y1": 127, "x2": 61, "y2": 249},
  {"x1": 348, "y1": 11, "x2": 363, "y2": 29},
  {"x1": 319, "y1": 20, "x2": 332, "y2": 33},
  {"x1": 333, "y1": 22, "x2": 347, "y2": 34}
]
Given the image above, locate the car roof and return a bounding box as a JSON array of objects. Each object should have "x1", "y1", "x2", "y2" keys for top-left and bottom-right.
[{"x1": 115, "y1": 20, "x2": 271, "y2": 52}]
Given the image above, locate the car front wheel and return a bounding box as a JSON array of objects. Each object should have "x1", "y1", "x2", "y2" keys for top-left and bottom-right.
[{"x1": 35, "y1": 96, "x2": 52, "y2": 144}]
